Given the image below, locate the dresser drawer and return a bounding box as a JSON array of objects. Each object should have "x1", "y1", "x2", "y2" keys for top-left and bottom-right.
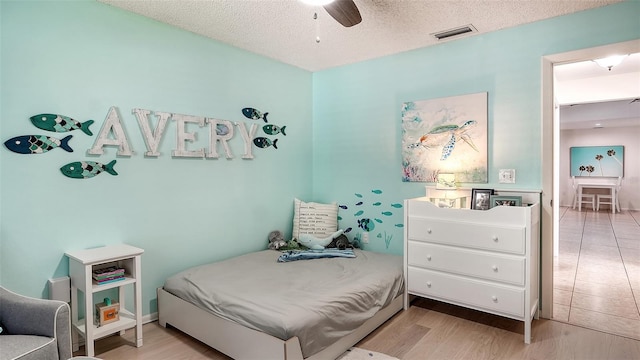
[
  {"x1": 408, "y1": 267, "x2": 524, "y2": 318},
  {"x1": 407, "y1": 217, "x2": 525, "y2": 254},
  {"x1": 408, "y1": 241, "x2": 525, "y2": 286}
]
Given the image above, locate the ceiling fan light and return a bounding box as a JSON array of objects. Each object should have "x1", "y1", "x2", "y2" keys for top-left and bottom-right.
[
  {"x1": 300, "y1": 0, "x2": 335, "y2": 6},
  {"x1": 593, "y1": 55, "x2": 628, "y2": 71}
]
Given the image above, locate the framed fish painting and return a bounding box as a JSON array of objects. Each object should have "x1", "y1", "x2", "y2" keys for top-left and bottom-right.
[{"x1": 401, "y1": 92, "x2": 488, "y2": 183}]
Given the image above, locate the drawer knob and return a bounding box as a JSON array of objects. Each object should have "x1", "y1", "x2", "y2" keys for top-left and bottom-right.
[
  {"x1": 492, "y1": 265, "x2": 498, "y2": 272},
  {"x1": 427, "y1": 255, "x2": 432, "y2": 261},
  {"x1": 492, "y1": 236, "x2": 498, "y2": 242},
  {"x1": 492, "y1": 296, "x2": 498, "y2": 302},
  {"x1": 426, "y1": 282, "x2": 432, "y2": 288},
  {"x1": 427, "y1": 229, "x2": 432, "y2": 234}
]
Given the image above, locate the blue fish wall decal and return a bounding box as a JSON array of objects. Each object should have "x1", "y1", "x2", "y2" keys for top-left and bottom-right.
[
  {"x1": 253, "y1": 137, "x2": 278, "y2": 149},
  {"x1": 4, "y1": 135, "x2": 73, "y2": 154},
  {"x1": 30, "y1": 113, "x2": 94, "y2": 136},
  {"x1": 242, "y1": 107, "x2": 269, "y2": 123},
  {"x1": 60, "y1": 160, "x2": 118, "y2": 179}
]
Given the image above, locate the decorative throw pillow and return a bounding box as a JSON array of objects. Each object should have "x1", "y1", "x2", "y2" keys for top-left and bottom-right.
[{"x1": 292, "y1": 198, "x2": 338, "y2": 240}]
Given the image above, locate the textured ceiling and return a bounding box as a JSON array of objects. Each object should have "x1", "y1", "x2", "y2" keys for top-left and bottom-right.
[
  {"x1": 97, "y1": 0, "x2": 637, "y2": 129},
  {"x1": 98, "y1": 0, "x2": 623, "y2": 72}
]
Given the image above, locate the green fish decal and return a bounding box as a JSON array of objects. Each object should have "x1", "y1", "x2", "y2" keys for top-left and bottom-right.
[
  {"x1": 263, "y1": 124, "x2": 286, "y2": 136},
  {"x1": 60, "y1": 160, "x2": 118, "y2": 179},
  {"x1": 30, "y1": 113, "x2": 94, "y2": 136}
]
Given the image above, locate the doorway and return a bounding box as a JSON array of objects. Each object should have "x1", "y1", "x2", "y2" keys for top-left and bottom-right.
[{"x1": 541, "y1": 40, "x2": 640, "y2": 338}]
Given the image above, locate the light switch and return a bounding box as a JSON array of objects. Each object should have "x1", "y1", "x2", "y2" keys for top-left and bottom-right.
[{"x1": 499, "y1": 169, "x2": 516, "y2": 184}]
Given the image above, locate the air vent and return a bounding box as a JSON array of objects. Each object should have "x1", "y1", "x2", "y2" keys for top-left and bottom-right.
[{"x1": 432, "y1": 24, "x2": 477, "y2": 40}]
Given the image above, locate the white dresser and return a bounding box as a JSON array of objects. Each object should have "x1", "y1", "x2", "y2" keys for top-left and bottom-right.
[{"x1": 404, "y1": 197, "x2": 540, "y2": 343}]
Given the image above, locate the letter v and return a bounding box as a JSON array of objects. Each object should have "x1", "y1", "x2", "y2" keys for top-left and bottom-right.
[{"x1": 133, "y1": 108, "x2": 170, "y2": 157}]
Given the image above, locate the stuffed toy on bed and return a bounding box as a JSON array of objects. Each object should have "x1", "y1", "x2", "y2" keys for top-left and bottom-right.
[
  {"x1": 325, "y1": 233, "x2": 354, "y2": 250},
  {"x1": 298, "y1": 229, "x2": 344, "y2": 250},
  {"x1": 268, "y1": 230, "x2": 288, "y2": 250}
]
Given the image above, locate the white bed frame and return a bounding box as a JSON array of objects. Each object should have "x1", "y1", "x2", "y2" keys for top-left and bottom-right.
[{"x1": 157, "y1": 287, "x2": 404, "y2": 360}]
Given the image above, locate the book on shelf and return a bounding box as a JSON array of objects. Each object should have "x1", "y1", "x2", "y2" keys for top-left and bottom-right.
[
  {"x1": 94, "y1": 276, "x2": 126, "y2": 285},
  {"x1": 93, "y1": 272, "x2": 125, "y2": 281},
  {"x1": 92, "y1": 266, "x2": 125, "y2": 279}
]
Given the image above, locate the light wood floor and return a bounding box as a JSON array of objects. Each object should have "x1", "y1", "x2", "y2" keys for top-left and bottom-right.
[
  {"x1": 554, "y1": 207, "x2": 640, "y2": 340},
  {"x1": 80, "y1": 297, "x2": 640, "y2": 359}
]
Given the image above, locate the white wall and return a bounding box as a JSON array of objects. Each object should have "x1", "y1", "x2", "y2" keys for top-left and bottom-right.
[{"x1": 560, "y1": 125, "x2": 640, "y2": 210}]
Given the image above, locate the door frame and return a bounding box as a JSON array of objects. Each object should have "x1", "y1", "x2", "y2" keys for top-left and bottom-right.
[{"x1": 540, "y1": 39, "x2": 640, "y2": 319}]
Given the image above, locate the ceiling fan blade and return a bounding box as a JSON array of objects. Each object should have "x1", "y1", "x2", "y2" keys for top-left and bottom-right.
[{"x1": 323, "y1": 0, "x2": 362, "y2": 27}]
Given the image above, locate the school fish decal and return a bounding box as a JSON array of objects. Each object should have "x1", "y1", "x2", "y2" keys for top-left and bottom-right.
[
  {"x1": 4, "y1": 135, "x2": 73, "y2": 154},
  {"x1": 242, "y1": 107, "x2": 269, "y2": 123},
  {"x1": 243, "y1": 107, "x2": 289, "y2": 150},
  {"x1": 60, "y1": 160, "x2": 118, "y2": 179},
  {"x1": 253, "y1": 137, "x2": 278, "y2": 149},
  {"x1": 30, "y1": 113, "x2": 95, "y2": 136}
]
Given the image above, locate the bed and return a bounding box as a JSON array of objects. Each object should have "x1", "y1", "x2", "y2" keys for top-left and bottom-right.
[{"x1": 157, "y1": 249, "x2": 404, "y2": 360}]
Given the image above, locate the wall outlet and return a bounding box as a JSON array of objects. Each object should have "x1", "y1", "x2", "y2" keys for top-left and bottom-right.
[
  {"x1": 499, "y1": 169, "x2": 516, "y2": 183},
  {"x1": 362, "y1": 232, "x2": 369, "y2": 244}
]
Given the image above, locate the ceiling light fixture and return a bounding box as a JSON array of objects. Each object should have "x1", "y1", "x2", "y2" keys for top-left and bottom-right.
[
  {"x1": 300, "y1": 0, "x2": 335, "y2": 6},
  {"x1": 593, "y1": 55, "x2": 628, "y2": 71}
]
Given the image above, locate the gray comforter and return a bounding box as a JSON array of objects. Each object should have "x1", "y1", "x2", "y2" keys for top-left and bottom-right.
[{"x1": 163, "y1": 249, "x2": 404, "y2": 357}]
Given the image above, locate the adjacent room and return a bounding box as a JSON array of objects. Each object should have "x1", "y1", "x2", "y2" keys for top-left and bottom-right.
[{"x1": 1, "y1": 1, "x2": 639, "y2": 359}]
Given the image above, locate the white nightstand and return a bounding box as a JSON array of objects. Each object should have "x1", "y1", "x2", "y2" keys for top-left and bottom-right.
[{"x1": 66, "y1": 244, "x2": 144, "y2": 357}]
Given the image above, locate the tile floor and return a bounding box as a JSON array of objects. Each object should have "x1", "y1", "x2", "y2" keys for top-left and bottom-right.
[{"x1": 553, "y1": 206, "x2": 640, "y2": 340}]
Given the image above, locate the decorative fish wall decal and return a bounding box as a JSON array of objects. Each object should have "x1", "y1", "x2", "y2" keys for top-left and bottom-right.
[
  {"x1": 242, "y1": 107, "x2": 269, "y2": 123},
  {"x1": 4, "y1": 135, "x2": 73, "y2": 154},
  {"x1": 60, "y1": 160, "x2": 118, "y2": 179},
  {"x1": 253, "y1": 137, "x2": 278, "y2": 149},
  {"x1": 263, "y1": 124, "x2": 286, "y2": 136},
  {"x1": 30, "y1": 113, "x2": 94, "y2": 136}
]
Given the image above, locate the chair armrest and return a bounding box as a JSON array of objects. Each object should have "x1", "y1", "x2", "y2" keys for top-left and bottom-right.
[{"x1": 0, "y1": 286, "x2": 72, "y2": 360}]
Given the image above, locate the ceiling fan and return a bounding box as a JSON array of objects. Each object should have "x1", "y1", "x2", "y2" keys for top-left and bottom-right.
[{"x1": 301, "y1": 0, "x2": 362, "y2": 27}]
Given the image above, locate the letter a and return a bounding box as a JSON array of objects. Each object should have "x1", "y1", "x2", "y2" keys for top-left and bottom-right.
[{"x1": 88, "y1": 106, "x2": 133, "y2": 156}]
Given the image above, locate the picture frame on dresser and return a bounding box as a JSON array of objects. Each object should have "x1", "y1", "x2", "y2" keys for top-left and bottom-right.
[
  {"x1": 471, "y1": 188, "x2": 494, "y2": 210},
  {"x1": 489, "y1": 195, "x2": 522, "y2": 208}
]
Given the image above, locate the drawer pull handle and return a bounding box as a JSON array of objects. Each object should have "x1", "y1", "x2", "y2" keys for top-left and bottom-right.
[
  {"x1": 492, "y1": 236, "x2": 498, "y2": 242},
  {"x1": 427, "y1": 255, "x2": 432, "y2": 261},
  {"x1": 492, "y1": 296, "x2": 498, "y2": 302},
  {"x1": 492, "y1": 265, "x2": 498, "y2": 272},
  {"x1": 426, "y1": 282, "x2": 432, "y2": 288}
]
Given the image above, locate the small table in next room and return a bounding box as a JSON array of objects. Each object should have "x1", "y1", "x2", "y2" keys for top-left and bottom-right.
[
  {"x1": 577, "y1": 181, "x2": 617, "y2": 214},
  {"x1": 66, "y1": 244, "x2": 144, "y2": 357}
]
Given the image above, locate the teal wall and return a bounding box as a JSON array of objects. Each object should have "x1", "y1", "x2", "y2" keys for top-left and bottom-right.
[
  {"x1": 1, "y1": 0, "x2": 639, "y2": 318},
  {"x1": 0, "y1": 0, "x2": 312, "y2": 313},
  {"x1": 312, "y1": 1, "x2": 640, "y2": 255}
]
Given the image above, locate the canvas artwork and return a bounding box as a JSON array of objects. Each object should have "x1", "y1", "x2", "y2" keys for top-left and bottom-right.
[
  {"x1": 570, "y1": 146, "x2": 624, "y2": 177},
  {"x1": 401, "y1": 92, "x2": 488, "y2": 183}
]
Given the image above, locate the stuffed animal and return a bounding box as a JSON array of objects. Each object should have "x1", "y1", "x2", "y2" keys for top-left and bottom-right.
[
  {"x1": 298, "y1": 229, "x2": 344, "y2": 250},
  {"x1": 268, "y1": 230, "x2": 287, "y2": 250},
  {"x1": 326, "y1": 234, "x2": 353, "y2": 250}
]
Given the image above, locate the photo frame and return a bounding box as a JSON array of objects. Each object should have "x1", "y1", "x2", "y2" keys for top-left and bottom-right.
[
  {"x1": 471, "y1": 188, "x2": 494, "y2": 210},
  {"x1": 489, "y1": 195, "x2": 522, "y2": 208}
]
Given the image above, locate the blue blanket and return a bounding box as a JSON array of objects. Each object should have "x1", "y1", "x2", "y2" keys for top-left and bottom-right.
[{"x1": 277, "y1": 249, "x2": 356, "y2": 263}]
